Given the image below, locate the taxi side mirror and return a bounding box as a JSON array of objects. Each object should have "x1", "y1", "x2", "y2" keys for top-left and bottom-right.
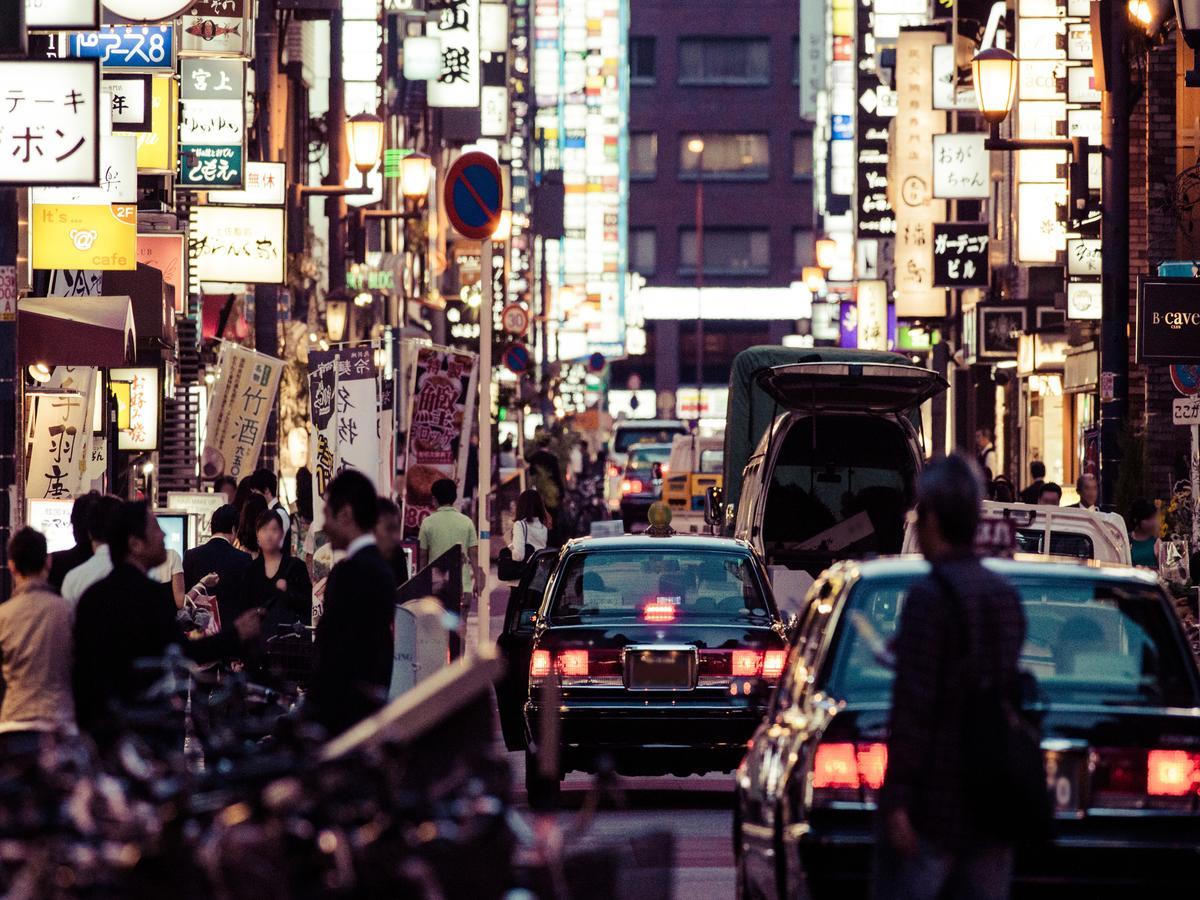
[{"x1": 704, "y1": 485, "x2": 724, "y2": 527}]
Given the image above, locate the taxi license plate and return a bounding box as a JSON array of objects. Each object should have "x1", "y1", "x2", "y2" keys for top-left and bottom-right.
[{"x1": 624, "y1": 646, "x2": 696, "y2": 691}]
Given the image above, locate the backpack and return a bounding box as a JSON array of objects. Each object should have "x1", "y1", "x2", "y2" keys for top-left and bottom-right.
[
  {"x1": 497, "y1": 520, "x2": 536, "y2": 582},
  {"x1": 932, "y1": 569, "x2": 1053, "y2": 844}
]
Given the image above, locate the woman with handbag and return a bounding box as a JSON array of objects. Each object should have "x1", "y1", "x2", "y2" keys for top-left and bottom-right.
[{"x1": 499, "y1": 490, "x2": 550, "y2": 581}]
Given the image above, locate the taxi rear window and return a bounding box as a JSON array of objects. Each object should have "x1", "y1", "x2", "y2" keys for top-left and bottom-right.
[
  {"x1": 825, "y1": 575, "x2": 1199, "y2": 709},
  {"x1": 548, "y1": 550, "x2": 774, "y2": 625}
]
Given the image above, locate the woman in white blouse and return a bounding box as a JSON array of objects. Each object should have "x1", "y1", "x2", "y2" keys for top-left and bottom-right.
[{"x1": 510, "y1": 489, "x2": 550, "y2": 561}]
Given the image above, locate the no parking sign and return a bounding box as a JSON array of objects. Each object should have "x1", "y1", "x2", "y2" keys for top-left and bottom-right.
[{"x1": 443, "y1": 151, "x2": 503, "y2": 240}]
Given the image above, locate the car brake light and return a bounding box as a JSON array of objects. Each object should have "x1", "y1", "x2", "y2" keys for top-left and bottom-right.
[
  {"x1": 621, "y1": 479, "x2": 644, "y2": 494},
  {"x1": 762, "y1": 650, "x2": 787, "y2": 680},
  {"x1": 812, "y1": 742, "x2": 888, "y2": 792},
  {"x1": 530, "y1": 649, "x2": 551, "y2": 679},
  {"x1": 643, "y1": 601, "x2": 676, "y2": 623},
  {"x1": 1147, "y1": 750, "x2": 1200, "y2": 796},
  {"x1": 731, "y1": 650, "x2": 761, "y2": 677},
  {"x1": 557, "y1": 649, "x2": 588, "y2": 676},
  {"x1": 609, "y1": 464, "x2": 622, "y2": 477}
]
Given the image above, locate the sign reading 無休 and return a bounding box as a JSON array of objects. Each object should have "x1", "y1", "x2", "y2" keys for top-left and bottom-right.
[
  {"x1": 426, "y1": 0, "x2": 480, "y2": 108},
  {"x1": 179, "y1": 57, "x2": 245, "y2": 189},
  {"x1": 202, "y1": 343, "x2": 284, "y2": 479},
  {"x1": 0, "y1": 59, "x2": 99, "y2": 186},
  {"x1": 191, "y1": 205, "x2": 285, "y2": 283},
  {"x1": 1136, "y1": 278, "x2": 1200, "y2": 364},
  {"x1": 207, "y1": 160, "x2": 286, "y2": 206},
  {"x1": 67, "y1": 25, "x2": 174, "y2": 70},
  {"x1": 932, "y1": 223, "x2": 989, "y2": 288}
]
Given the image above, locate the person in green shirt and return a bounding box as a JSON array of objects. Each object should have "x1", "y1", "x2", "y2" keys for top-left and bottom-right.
[
  {"x1": 418, "y1": 479, "x2": 483, "y2": 607},
  {"x1": 1127, "y1": 498, "x2": 1160, "y2": 569}
]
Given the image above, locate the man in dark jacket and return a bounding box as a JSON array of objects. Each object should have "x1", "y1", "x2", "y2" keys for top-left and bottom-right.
[
  {"x1": 307, "y1": 470, "x2": 397, "y2": 736},
  {"x1": 1018, "y1": 459, "x2": 1046, "y2": 505},
  {"x1": 48, "y1": 491, "x2": 99, "y2": 590},
  {"x1": 73, "y1": 501, "x2": 263, "y2": 743},
  {"x1": 876, "y1": 453, "x2": 1026, "y2": 899},
  {"x1": 183, "y1": 503, "x2": 251, "y2": 623}
]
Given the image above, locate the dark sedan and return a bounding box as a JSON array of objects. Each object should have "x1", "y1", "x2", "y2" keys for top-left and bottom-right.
[
  {"x1": 497, "y1": 533, "x2": 790, "y2": 806},
  {"x1": 618, "y1": 442, "x2": 673, "y2": 530},
  {"x1": 734, "y1": 556, "x2": 1200, "y2": 898}
]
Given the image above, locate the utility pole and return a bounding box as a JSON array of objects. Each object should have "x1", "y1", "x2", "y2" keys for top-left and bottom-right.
[
  {"x1": 255, "y1": 0, "x2": 281, "y2": 470},
  {"x1": 1098, "y1": 0, "x2": 1131, "y2": 506},
  {"x1": 328, "y1": 9, "x2": 347, "y2": 291},
  {"x1": 693, "y1": 142, "x2": 704, "y2": 419}
]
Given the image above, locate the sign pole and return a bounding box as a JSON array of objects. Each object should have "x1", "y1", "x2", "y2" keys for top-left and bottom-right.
[
  {"x1": 1192, "y1": 424, "x2": 1199, "y2": 557},
  {"x1": 477, "y1": 238, "x2": 493, "y2": 651}
]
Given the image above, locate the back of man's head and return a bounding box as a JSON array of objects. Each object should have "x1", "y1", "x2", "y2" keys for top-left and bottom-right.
[
  {"x1": 377, "y1": 496, "x2": 400, "y2": 520},
  {"x1": 86, "y1": 494, "x2": 123, "y2": 546},
  {"x1": 9, "y1": 527, "x2": 48, "y2": 578},
  {"x1": 432, "y1": 479, "x2": 458, "y2": 507},
  {"x1": 917, "y1": 453, "x2": 983, "y2": 549},
  {"x1": 1030, "y1": 460, "x2": 1046, "y2": 480},
  {"x1": 251, "y1": 468, "x2": 278, "y2": 497},
  {"x1": 108, "y1": 500, "x2": 150, "y2": 565},
  {"x1": 69, "y1": 491, "x2": 100, "y2": 546},
  {"x1": 327, "y1": 470, "x2": 379, "y2": 532},
  {"x1": 210, "y1": 504, "x2": 239, "y2": 536}
]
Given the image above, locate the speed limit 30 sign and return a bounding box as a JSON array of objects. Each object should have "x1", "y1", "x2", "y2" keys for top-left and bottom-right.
[{"x1": 501, "y1": 303, "x2": 530, "y2": 336}]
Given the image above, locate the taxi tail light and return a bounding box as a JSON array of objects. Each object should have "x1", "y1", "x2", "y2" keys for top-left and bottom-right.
[
  {"x1": 608, "y1": 464, "x2": 622, "y2": 477},
  {"x1": 621, "y1": 478, "x2": 645, "y2": 494},
  {"x1": 643, "y1": 601, "x2": 676, "y2": 623},
  {"x1": 530, "y1": 650, "x2": 551, "y2": 680},
  {"x1": 556, "y1": 649, "x2": 589, "y2": 677},
  {"x1": 1147, "y1": 749, "x2": 1200, "y2": 796},
  {"x1": 812, "y1": 742, "x2": 888, "y2": 793},
  {"x1": 762, "y1": 650, "x2": 787, "y2": 680},
  {"x1": 731, "y1": 650, "x2": 761, "y2": 677}
]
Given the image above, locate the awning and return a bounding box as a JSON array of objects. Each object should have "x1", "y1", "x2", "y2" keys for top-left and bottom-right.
[{"x1": 18, "y1": 296, "x2": 137, "y2": 368}]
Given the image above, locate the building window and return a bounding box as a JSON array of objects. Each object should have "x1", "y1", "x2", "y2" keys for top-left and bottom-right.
[
  {"x1": 679, "y1": 228, "x2": 770, "y2": 276},
  {"x1": 678, "y1": 38, "x2": 770, "y2": 86},
  {"x1": 630, "y1": 36, "x2": 656, "y2": 84},
  {"x1": 679, "y1": 133, "x2": 769, "y2": 181},
  {"x1": 793, "y1": 229, "x2": 814, "y2": 272},
  {"x1": 791, "y1": 36, "x2": 800, "y2": 86},
  {"x1": 792, "y1": 132, "x2": 813, "y2": 179},
  {"x1": 630, "y1": 228, "x2": 657, "y2": 276},
  {"x1": 630, "y1": 132, "x2": 658, "y2": 180}
]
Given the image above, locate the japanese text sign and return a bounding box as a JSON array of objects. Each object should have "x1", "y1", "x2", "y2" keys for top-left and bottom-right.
[
  {"x1": 26, "y1": 0, "x2": 98, "y2": 30},
  {"x1": 102, "y1": 74, "x2": 151, "y2": 132},
  {"x1": 0, "y1": 59, "x2": 99, "y2": 186},
  {"x1": 207, "y1": 160, "x2": 286, "y2": 206},
  {"x1": 137, "y1": 233, "x2": 186, "y2": 312},
  {"x1": 932, "y1": 223, "x2": 990, "y2": 288},
  {"x1": 331, "y1": 345, "x2": 379, "y2": 485},
  {"x1": 26, "y1": 379, "x2": 93, "y2": 500},
  {"x1": 932, "y1": 133, "x2": 989, "y2": 200},
  {"x1": 425, "y1": 0, "x2": 480, "y2": 108},
  {"x1": 202, "y1": 343, "x2": 283, "y2": 479},
  {"x1": 180, "y1": 0, "x2": 252, "y2": 58},
  {"x1": 109, "y1": 366, "x2": 158, "y2": 450},
  {"x1": 179, "y1": 57, "x2": 245, "y2": 189},
  {"x1": 67, "y1": 25, "x2": 174, "y2": 71},
  {"x1": 135, "y1": 73, "x2": 176, "y2": 172},
  {"x1": 27, "y1": 499, "x2": 77, "y2": 552},
  {"x1": 1065, "y1": 238, "x2": 1101, "y2": 277},
  {"x1": 191, "y1": 205, "x2": 285, "y2": 283}
]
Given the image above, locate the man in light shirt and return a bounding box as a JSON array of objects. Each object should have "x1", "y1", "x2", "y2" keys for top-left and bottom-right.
[{"x1": 61, "y1": 494, "x2": 122, "y2": 606}]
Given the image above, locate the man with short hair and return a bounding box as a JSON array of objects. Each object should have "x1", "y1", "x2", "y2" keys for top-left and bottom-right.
[
  {"x1": 61, "y1": 494, "x2": 122, "y2": 606},
  {"x1": 1019, "y1": 460, "x2": 1046, "y2": 505},
  {"x1": 876, "y1": 454, "x2": 1026, "y2": 899},
  {"x1": 1038, "y1": 482, "x2": 1064, "y2": 507},
  {"x1": 974, "y1": 428, "x2": 997, "y2": 479},
  {"x1": 308, "y1": 470, "x2": 397, "y2": 735},
  {"x1": 73, "y1": 501, "x2": 263, "y2": 742},
  {"x1": 49, "y1": 491, "x2": 99, "y2": 590},
  {"x1": 0, "y1": 528, "x2": 76, "y2": 737},
  {"x1": 250, "y1": 468, "x2": 292, "y2": 555},
  {"x1": 418, "y1": 479, "x2": 482, "y2": 602},
  {"x1": 376, "y1": 497, "x2": 409, "y2": 585},
  {"x1": 1070, "y1": 473, "x2": 1099, "y2": 511},
  {"x1": 183, "y1": 504, "x2": 252, "y2": 624}
]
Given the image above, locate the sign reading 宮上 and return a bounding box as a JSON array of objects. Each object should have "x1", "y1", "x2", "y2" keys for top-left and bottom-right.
[
  {"x1": 202, "y1": 343, "x2": 284, "y2": 479},
  {"x1": 191, "y1": 205, "x2": 285, "y2": 283},
  {"x1": 179, "y1": 57, "x2": 245, "y2": 189},
  {"x1": 0, "y1": 59, "x2": 99, "y2": 186},
  {"x1": 1136, "y1": 278, "x2": 1200, "y2": 364}
]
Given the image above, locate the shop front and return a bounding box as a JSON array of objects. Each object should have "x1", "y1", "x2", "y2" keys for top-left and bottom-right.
[{"x1": 1016, "y1": 330, "x2": 1069, "y2": 497}]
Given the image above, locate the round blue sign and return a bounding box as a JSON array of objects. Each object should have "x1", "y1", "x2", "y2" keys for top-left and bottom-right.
[
  {"x1": 587, "y1": 352, "x2": 606, "y2": 373},
  {"x1": 443, "y1": 152, "x2": 504, "y2": 240},
  {"x1": 504, "y1": 343, "x2": 530, "y2": 374}
]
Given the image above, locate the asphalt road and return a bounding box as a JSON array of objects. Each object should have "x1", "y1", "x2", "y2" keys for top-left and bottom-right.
[{"x1": 476, "y1": 582, "x2": 737, "y2": 899}]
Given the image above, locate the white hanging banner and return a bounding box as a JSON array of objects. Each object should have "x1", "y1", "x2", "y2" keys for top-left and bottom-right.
[{"x1": 425, "y1": 0, "x2": 480, "y2": 108}]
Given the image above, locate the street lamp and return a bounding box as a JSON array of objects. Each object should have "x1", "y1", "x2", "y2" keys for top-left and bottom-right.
[
  {"x1": 326, "y1": 296, "x2": 349, "y2": 342},
  {"x1": 347, "y1": 112, "x2": 385, "y2": 176},
  {"x1": 491, "y1": 209, "x2": 513, "y2": 242},
  {"x1": 802, "y1": 266, "x2": 827, "y2": 296},
  {"x1": 400, "y1": 152, "x2": 433, "y2": 202},
  {"x1": 971, "y1": 47, "x2": 1018, "y2": 125},
  {"x1": 688, "y1": 137, "x2": 705, "y2": 421},
  {"x1": 814, "y1": 237, "x2": 837, "y2": 274},
  {"x1": 1174, "y1": 0, "x2": 1200, "y2": 83}
]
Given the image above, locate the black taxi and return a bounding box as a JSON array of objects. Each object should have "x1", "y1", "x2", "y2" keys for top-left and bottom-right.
[
  {"x1": 734, "y1": 556, "x2": 1200, "y2": 897},
  {"x1": 496, "y1": 524, "x2": 789, "y2": 804}
]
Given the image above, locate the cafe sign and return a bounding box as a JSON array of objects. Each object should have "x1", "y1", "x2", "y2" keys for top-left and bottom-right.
[{"x1": 1136, "y1": 278, "x2": 1200, "y2": 364}]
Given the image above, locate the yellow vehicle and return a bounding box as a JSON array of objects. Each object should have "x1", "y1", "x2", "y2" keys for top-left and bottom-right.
[{"x1": 663, "y1": 434, "x2": 724, "y2": 533}]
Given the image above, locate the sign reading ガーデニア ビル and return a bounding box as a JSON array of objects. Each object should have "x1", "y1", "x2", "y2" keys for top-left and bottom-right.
[{"x1": 1136, "y1": 278, "x2": 1200, "y2": 364}]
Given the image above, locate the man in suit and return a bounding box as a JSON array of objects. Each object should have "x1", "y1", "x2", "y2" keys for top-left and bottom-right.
[
  {"x1": 1069, "y1": 473, "x2": 1099, "y2": 511},
  {"x1": 183, "y1": 504, "x2": 251, "y2": 625},
  {"x1": 48, "y1": 491, "x2": 99, "y2": 591},
  {"x1": 307, "y1": 470, "x2": 397, "y2": 736},
  {"x1": 73, "y1": 501, "x2": 263, "y2": 744},
  {"x1": 1019, "y1": 460, "x2": 1046, "y2": 505}
]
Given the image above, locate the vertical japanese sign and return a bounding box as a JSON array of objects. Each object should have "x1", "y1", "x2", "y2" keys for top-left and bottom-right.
[
  {"x1": 26, "y1": 369, "x2": 95, "y2": 500},
  {"x1": 856, "y1": 280, "x2": 888, "y2": 350},
  {"x1": 932, "y1": 223, "x2": 989, "y2": 288},
  {"x1": 179, "y1": 0, "x2": 252, "y2": 58},
  {"x1": 136, "y1": 73, "x2": 177, "y2": 173},
  {"x1": 109, "y1": 366, "x2": 159, "y2": 450},
  {"x1": 799, "y1": 0, "x2": 826, "y2": 120},
  {"x1": 307, "y1": 349, "x2": 337, "y2": 529},
  {"x1": 0, "y1": 59, "x2": 99, "y2": 186},
  {"x1": 426, "y1": 0, "x2": 480, "y2": 108},
  {"x1": 201, "y1": 343, "x2": 284, "y2": 479},
  {"x1": 179, "y1": 57, "x2": 245, "y2": 189},
  {"x1": 331, "y1": 345, "x2": 380, "y2": 483},
  {"x1": 401, "y1": 345, "x2": 479, "y2": 539},
  {"x1": 891, "y1": 30, "x2": 947, "y2": 318},
  {"x1": 855, "y1": 0, "x2": 896, "y2": 245}
]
